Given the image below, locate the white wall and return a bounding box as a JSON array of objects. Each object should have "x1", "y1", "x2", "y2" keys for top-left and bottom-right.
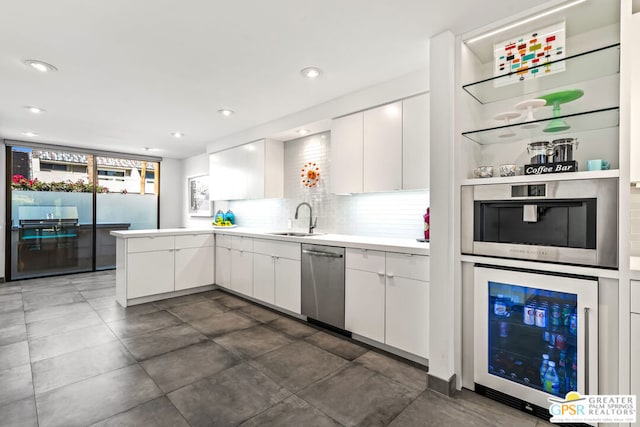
[
  {"x1": 181, "y1": 153, "x2": 211, "y2": 229},
  {"x1": 159, "y1": 158, "x2": 183, "y2": 228},
  {"x1": 0, "y1": 141, "x2": 5, "y2": 280}
]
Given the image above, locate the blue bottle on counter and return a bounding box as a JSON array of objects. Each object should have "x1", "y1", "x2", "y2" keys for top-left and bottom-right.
[
  {"x1": 214, "y1": 210, "x2": 225, "y2": 223},
  {"x1": 224, "y1": 209, "x2": 235, "y2": 225}
]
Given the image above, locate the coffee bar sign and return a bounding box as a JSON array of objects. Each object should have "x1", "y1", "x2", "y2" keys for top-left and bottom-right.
[{"x1": 524, "y1": 161, "x2": 578, "y2": 175}]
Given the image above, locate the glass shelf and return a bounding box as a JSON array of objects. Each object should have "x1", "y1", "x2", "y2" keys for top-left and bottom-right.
[
  {"x1": 462, "y1": 107, "x2": 619, "y2": 145},
  {"x1": 462, "y1": 44, "x2": 620, "y2": 104}
]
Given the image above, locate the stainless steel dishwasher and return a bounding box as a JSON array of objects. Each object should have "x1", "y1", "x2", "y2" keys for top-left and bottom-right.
[{"x1": 301, "y1": 244, "x2": 345, "y2": 330}]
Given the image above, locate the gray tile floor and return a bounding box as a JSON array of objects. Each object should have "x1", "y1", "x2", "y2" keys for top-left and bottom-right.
[{"x1": 0, "y1": 270, "x2": 551, "y2": 426}]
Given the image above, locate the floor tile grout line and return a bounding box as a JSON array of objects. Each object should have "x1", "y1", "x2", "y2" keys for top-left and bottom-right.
[
  {"x1": 290, "y1": 393, "x2": 348, "y2": 427},
  {"x1": 20, "y1": 283, "x2": 42, "y2": 427}
]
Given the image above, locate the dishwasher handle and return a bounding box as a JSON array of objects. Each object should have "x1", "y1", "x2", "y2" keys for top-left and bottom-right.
[{"x1": 302, "y1": 249, "x2": 344, "y2": 258}]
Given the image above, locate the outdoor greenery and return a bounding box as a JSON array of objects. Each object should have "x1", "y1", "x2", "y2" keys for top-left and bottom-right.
[{"x1": 11, "y1": 174, "x2": 109, "y2": 193}]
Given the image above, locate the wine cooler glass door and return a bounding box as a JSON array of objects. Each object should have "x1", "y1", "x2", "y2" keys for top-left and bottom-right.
[{"x1": 473, "y1": 266, "x2": 598, "y2": 410}]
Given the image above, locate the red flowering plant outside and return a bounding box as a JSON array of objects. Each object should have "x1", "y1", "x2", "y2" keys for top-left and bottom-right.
[{"x1": 11, "y1": 174, "x2": 109, "y2": 193}]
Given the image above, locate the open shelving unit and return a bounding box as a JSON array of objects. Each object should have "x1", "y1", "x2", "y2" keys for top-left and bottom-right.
[{"x1": 459, "y1": 32, "x2": 621, "y2": 182}]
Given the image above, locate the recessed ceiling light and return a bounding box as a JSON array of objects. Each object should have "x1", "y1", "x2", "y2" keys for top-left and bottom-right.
[
  {"x1": 24, "y1": 60, "x2": 58, "y2": 73},
  {"x1": 300, "y1": 67, "x2": 322, "y2": 79},
  {"x1": 171, "y1": 132, "x2": 184, "y2": 138},
  {"x1": 21, "y1": 131, "x2": 38, "y2": 137},
  {"x1": 24, "y1": 106, "x2": 46, "y2": 114},
  {"x1": 298, "y1": 129, "x2": 310, "y2": 136},
  {"x1": 218, "y1": 109, "x2": 234, "y2": 117},
  {"x1": 300, "y1": 67, "x2": 321, "y2": 79}
]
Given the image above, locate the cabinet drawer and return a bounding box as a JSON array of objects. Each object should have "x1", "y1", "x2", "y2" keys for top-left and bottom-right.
[
  {"x1": 386, "y1": 252, "x2": 429, "y2": 282},
  {"x1": 215, "y1": 234, "x2": 232, "y2": 249},
  {"x1": 632, "y1": 280, "x2": 640, "y2": 314},
  {"x1": 253, "y1": 239, "x2": 301, "y2": 260},
  {"x1": 127, "y1": 236, "x2": 174, "y2": 253},
  {"x1": 175, "y1": 234, "x2": 214, "y2": 249},
  {"x1": 232, "y1": 236, "x2": 253, "y2": 252},
  {"x1": 346, "y1": 248, "x2": 385, "y2": 273}
]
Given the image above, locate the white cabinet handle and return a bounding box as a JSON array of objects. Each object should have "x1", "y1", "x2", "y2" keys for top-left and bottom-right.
[
  {"x1": 168, "y1": 249, "x2": 174, "y2": 252},
  {"x1": 386, "y1": 273, "x2": 394, "y2": 278},
  {"x1": 405, "y1": 253, "x2": 413, "y2": 257},
  {"x1": 377, "y1": 271, "x2": 385, "y2": 277},
  {"x1": 174, "y1": 248, "x2": 181, "y2": 252}
]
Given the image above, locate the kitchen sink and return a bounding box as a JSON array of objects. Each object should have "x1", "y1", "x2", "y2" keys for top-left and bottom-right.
[{"x1": 266, "y1": 231, "x2": 321, "y2": 237}]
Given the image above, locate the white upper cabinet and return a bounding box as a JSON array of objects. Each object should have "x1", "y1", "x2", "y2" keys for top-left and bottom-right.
[
  {"x1": 209, "y1": 139, "x2": 283, "y2": 200},
  {"x1": 331, "y1": 95, "x2": 429, "y2": 194},
  {"x1": 402, "y1": 94, "x2": 430, "y2": 190},
  {"x1": 631, "y1": 12, "x2": 640, "y2": 183},
  {"x1": 331, "y1": 112, "x2": 364, "y2": 194},
  {"x1": 364, "y1": 102, "x2": 403, "y2": 192}
]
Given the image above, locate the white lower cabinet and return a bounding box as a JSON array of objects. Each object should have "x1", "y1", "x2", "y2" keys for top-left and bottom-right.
[
  {"x1": 231, "y1": 249, "x2": 253, "y2": 296},
  {"x1": 253, "y1": 253, "x2": 275, "y2": 304},
  {"x1": 345, "y1": 248, "x2": 429, "y2": 359},
  {"x1": 253, "y1": 239, "x2": 301, "y2": 313},
  {"x1": 215, "y1": 247, "x2": 231, "y2": 288},
  {"x1": 118, "y1": 233, "x2": 215, "y2": 304},
  {"x1": 127, "y1": 250, "x2": 175, "y2": 299},
  {"x1": 174, "y1": 246, "x2": 215, "y2": 291},
  {"x1": 274, "y1": 257, "x2": 301, "y2": 314},
  {"x1": 345, "y1": 267, "x2": 385, "y2": 342},
  {"x1": 632, "y1": 314, "x2": 640, "y2": 401},
  {"x1": 632, "y1": 280, "x2": 640, "y2": 405},
  {"x1": 385, "y1": 275, "x2": 429, "y2": 358}
]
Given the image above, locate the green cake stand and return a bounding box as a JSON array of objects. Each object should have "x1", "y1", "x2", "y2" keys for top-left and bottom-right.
[{"x1": 538, "y1": 89, "x2": 584, "y2": 133}]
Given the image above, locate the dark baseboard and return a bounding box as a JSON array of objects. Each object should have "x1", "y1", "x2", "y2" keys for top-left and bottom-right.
[{"x1": 428, "y1": 373, "x2": 457, "y2": 397}]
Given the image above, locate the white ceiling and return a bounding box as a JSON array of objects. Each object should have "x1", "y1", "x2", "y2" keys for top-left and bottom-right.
[{"x1": 0, "y1": 0, "x2": 542, "y2": 159}]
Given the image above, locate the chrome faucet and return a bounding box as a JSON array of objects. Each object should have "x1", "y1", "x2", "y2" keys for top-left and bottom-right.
[{"x1": 294, "y1": 202, "x2": 318, "y2": 234}]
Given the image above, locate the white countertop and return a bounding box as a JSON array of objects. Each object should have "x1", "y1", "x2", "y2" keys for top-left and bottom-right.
[
  {"x1": 111, "y1": 227, "x2": 429, "y2": 255},
  {"x1": 110, "y1": 228, "x2": 215, "y2": 237}
]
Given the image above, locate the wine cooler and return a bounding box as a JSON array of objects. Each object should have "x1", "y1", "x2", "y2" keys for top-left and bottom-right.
[{"x1": 474, "y1": 266, "x2": 598, "y2": 418}]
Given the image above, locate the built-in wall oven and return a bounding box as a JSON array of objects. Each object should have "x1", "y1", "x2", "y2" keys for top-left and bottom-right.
[{"x1": 461, "y1": 178, "x2": 618, "y2": 268}]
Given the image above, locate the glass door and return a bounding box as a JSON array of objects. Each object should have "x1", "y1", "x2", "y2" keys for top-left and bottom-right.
[
  {"x1": 6, "y1": 144, "x2": 160, "y2": 279},
  {"x1": 9, "y1": 147, "x2": 94, "y2": 279},
  {"x1": 95, "y1": 156, "x2": 159, "y2": 269},
  {"x1": 474, "y1": 266, "x2": 598, "y2": 410}
]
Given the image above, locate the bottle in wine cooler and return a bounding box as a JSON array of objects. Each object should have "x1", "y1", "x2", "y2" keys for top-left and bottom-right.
[
  {"x1": 544, "y1": 361, "x2": 560, "y2": 395},
  {"x1": 568, "y1": 353, "x2": 578, "y2": 392},
  {"x1": 540, "y1": 354, "x2": 550, "y2": 385},
  {"x1": 557, "y1": 350, "x2": 567, "y2": 395}
]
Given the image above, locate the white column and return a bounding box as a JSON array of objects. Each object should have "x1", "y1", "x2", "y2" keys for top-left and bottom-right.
[{"x1": 428, "y1": 30, "x2": 458, "y2": 394}]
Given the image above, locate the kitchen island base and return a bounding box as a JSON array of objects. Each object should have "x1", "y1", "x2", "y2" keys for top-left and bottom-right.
[{"x1": 116, "y1": 284, "x2": 216, "y2": 308}]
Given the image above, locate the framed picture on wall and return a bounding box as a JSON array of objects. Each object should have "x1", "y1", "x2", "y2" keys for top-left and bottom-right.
[{"x1": 187, "y1": 174, "x2": 212, "y2": 217}]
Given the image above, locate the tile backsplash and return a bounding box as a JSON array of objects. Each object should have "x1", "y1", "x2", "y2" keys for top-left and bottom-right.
[
  {"x1": 224, "y1": 131, "x2": 429, "y2": 239},
  {"x1": 631, "y1": 188, "x2": 640, "y2": 256}
]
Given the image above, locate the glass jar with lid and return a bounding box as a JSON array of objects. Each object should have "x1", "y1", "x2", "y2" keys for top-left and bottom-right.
[
  {"x1": 551, "y1": 138, "x2": 578, "y2": 162},
  {"x1": 527, "y1": 141, "x2": 551, "y2": 164}
]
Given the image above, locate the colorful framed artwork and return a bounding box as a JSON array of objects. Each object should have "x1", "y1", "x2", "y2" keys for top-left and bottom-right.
[
  {"x1": 493, "y1": 22, "x2": 566, "y2": 87},
  {"x1": 187, "y1": 174, "x2": 212, "y2": 217}
]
